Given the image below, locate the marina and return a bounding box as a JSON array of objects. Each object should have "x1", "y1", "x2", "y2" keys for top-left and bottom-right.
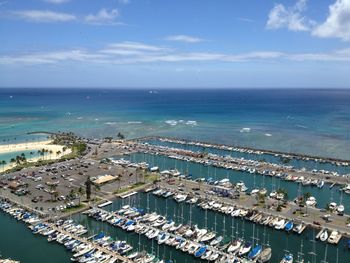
[
  {"x1": 1, "y1": 137, "x2": 350, "y2": 263},
  {"x1": 118, "y1": 150, "x2": 350, "y2": 214}
]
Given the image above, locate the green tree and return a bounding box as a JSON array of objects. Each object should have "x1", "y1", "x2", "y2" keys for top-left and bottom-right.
[
  {"x1": 0, "y1": 160, "x2": 6, "y2": 172},
  {"x1": 78, "y1": 187, "x2": 84, "y2": 205},
  {"x1": 49, "y1": 184, "x2": 57, "y2": 202},
  {"x1": 85, "y1": 176, "x2": 92, "y2": 200}
]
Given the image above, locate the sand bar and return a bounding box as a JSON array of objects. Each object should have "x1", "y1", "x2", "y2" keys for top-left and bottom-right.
[{"x1": 0, "y1": 140, "x2": 71, "y2": 172}]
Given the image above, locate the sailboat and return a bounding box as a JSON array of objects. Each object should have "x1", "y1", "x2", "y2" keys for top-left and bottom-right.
[
  {"x1": 280, "y1": 253, "x2": 293, "y2": 263},
  {"x1": 295, "y1": 240, "x2": 305, "y2": 263},
  {"x1": 248, "y1": 223, "x2": 262, "y2": 260},
  {"x1": 320, "y1": 230, "x2": 328, "y2": 242},
  {"x1": 258, "y1": 228, "x2": 272, "y2": 263}
]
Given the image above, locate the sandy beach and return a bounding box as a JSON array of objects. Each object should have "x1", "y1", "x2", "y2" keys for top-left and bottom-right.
[{"x1": 0, "y1": 140, "x2": 72, "y2": 172}]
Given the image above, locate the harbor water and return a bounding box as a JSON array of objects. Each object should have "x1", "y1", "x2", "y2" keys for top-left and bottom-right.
[{"x1": 123, "y1": 152, "x2": 350, "y2": 213}]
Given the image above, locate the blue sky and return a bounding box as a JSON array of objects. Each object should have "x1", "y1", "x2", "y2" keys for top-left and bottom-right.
[{"x1": 0, "y1": 0, "x2": 350, "y2": 88}]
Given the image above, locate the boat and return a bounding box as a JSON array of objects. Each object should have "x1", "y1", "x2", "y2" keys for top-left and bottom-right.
[
  {"x1": 158, "y1": 232, "x2": 170, "y2": 244},
  {"x1": 248, "y1": 244, "x2": 262, "y2": 260},
  {"x1": 174, "y1": 194, "x2": 187, "y2": 203},
  {"x1": 317, "y1": 180, "x2": 325, "y2": 188},
  {"x1": 227, "y1": 239, "x2": 242, "y2": 253},
  {"x1": 210, "y1": 236, "x2": 223, "y2": 246},
  {"x1": 258, "y1": 247, "x2": 272, "y2": 263},
  {"x1": 285, "y1": 221, "x2": 293, "y2": 232},
  {"x1": 238, "y1": 241, "x2": 252, "y2": 256},
  {"x1": 200, "y1": 231, "x2": 216, "y2": 242},
  {"x1": 275, "y1": 218, "x2": 286, "y2": 230},
  {"x1": 306, "y1": 196, "x2": 317, "y2": 207},
  {"x1": 320, "y1": 230, "x2": 328, "y2": 242},
  {"x1": 280, "y1": 253, "x2": 293, "y2": 263},
  {"x1": 194, "y1": 245, "x2": 207, "y2": 258},
  {"x1": 337, "y1": 204, "x2": 345, "y2": 214},
  {"x1": 327, "y1": 231, "x2": 339, "y2": 244},
  {"x1": 162, "y1": 220, "x2": 175, "y2": 231}
]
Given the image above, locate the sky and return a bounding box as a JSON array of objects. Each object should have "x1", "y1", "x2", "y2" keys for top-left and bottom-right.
[{"x1": 0, "y1": 0, "x2": 350, "y2": 88}]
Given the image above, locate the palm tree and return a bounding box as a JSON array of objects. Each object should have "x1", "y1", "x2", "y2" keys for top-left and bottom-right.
[
  {"x1": 78, "y1": 187, "x2": 84, "y2": 205},
  {"x1": 49, "y1": 150, "x2": 53, "y2": 160},
  {"x1": 49, "y1": 184, "x2": 57, "y2": 201},
  {"x1": 0, "y1": 160, "x2": 6, "y2": 172},
  {"x1": 116, "y1": 176, "x2": 121, "y2": 193},
  {"x1": 85, "y1": 176, "x2": 92, "y2": 200},
  {"x1": 53, "y1": 191, "x2": 59, "y2": 202},
  {"x1": 94, "y1": 184, "x2": 100, "y2": 200}
]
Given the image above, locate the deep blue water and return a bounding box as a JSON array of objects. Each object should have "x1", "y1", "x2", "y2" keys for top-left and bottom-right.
[{"x1": 1, "y1": 88, "x2": 350, "y2": 159}]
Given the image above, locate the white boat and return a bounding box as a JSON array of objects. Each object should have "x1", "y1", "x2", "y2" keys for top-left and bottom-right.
[
  {"x1": 320, "y1": 230, "x2": 328, "y2": 242},
  {"x1": 274, "y1": 218, "x2": 286, "y2": 230},
  {"x1": 306, "y1": 196, "x2": 317, "y2": 207},
  {"x1": 258, "y1": 247, "x2": 272, "y2": 263},
  {"x1": 317, "y1": 180, "x2": 325, "y2": 188},
  {"x1": 337, "y1": 204, "x2": 345, "y2": 214},
  {"x1": 238, "y1": 241, "x2": 252, "y2": 256},
  {"x1": 327, "y1": 231, "x2": 339, "y2": 244},
  {"x1": 174, "y1": 194, "x2": 187, "y2": 203},
  {"x1": 251, "y1": 188, "x2": 260, "y2": 195},
  {"x1": 200, "y1": 232, "x2": 216, "y2": 242},
  {"x1": 162, "y1": 220, "x2": 175, "y2": 231},
  {"x1": 231, "y1": 209, "x2": 241, "y2": 217},
  {"x1": 227, "y1": 239, "x2": 242, "y2": 253}
]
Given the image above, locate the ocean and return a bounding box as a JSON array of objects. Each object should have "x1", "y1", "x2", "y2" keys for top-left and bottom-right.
[
  {"x1": 1, "y1": 88, "x2": 350, "y2": 262},
  {"x1": 1, "y1": 88, "x2": 350, "y2": 159}
]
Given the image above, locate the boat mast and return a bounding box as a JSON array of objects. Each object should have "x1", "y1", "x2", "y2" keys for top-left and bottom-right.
[
  {"x1": 189, "y1": 203, "x2": 192, "y2": 226},
  {"x1": 231, "y1": 216, "x2": 235, "y2": 240},
  {"x1": 222, "y1": 215, "x2": 226, "y2": 240},
  {"x1": 296, "y1": 239, "x2": 304, "y2": 263},
  {"x1": 165, "y1": 198, "x2": 168, "y2": 218},
  {"x1": 147, "y1": 193, "x2": 150, "y2": 214},
  {"x1": 214, "y1": 213, "x2": 217, "y2": 233},
  {"x1": 309, "y1": 229, "x2": 317, "y2": 263},
  {"x1": 251, "y1": 222, "x2": 256, "y2": 247},
  {"x1": 320, "y1": 244, "x2": 328, "y2": 263},
  {"x1": 205, "y1": 208, "x2": 208, "y2": 229},
  {"x1": 241, "y1": 219, "x2": 245, "y2": 239}
]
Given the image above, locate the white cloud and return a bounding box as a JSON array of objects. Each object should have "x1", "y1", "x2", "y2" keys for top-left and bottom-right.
[
  {"x1": 237, "y1": 17, "x2": 254, "y2": 23},
  {"x1": 312, "y1": 0, "x2": 350, "y2": 41},
  {"x1": 267, "y1": 0, "x2": 314, "y2": 31},
  {"x1": 165, "y1": 35, "x2": 204, "y2": 43},
  {"x1": 2, "y1": 42, "x2": 350, "y2": 65},
  {"x1": 104, "y1": 42, "x2": 170, "y2": 52},
  {"x1": 44, "y1": 0, "x2": 70, "y2": 4},
  {"x1": 84, "y1": 8, "x2": 120, "y2": 25},
  {"x1": 0, "y1": 50, "x2": 106, "y2": 64},
  {"x1": 119, "y1": 0, "x2": 130, "y2": 4},
  {"x1": 11, "y1": 10, "x2": 76, "y2": 22}
]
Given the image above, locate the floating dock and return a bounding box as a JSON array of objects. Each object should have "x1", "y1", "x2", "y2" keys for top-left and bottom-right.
[
  {"x1": 120, "y1": 191, "x2": 137, "y2": 199},
  {"x1": 98, "y1": 200, "x2": 113, "y2": 208}
]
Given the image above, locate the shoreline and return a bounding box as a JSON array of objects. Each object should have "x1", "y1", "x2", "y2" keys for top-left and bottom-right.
[{"x1": 0, "y1": 140, "x2": 72, "y2": 172}]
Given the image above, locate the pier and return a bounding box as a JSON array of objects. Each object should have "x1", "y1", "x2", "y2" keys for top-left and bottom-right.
[{"x1": 47, "y1": 223, "x2": 134, "y2": 263}]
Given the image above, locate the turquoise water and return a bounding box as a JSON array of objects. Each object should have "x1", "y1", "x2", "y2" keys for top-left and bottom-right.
[
  {"x1": 1, "y1": 88, "x2": 350, "y2": 159},
  {"x1": 0, "y1": 212, "x2": 71, "y2": 262},
  {"x1": 0, "y1": 150, "x2": 41, "y2": 165},
  {"x1": 1, "y1": 193, "x2": 349, "y2": 263},
  {"x1": 124, "y1": 152, "x2": 350, "y2": 213},
  {"x1": 78, "y1": 192, "x2": 350, "y2": 263}
]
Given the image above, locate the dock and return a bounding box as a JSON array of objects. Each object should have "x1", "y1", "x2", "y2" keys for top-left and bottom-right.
[
  {"x1": 98, "y1": 200, "x2": 113, "y2": 208},
  {"x1": 48, "y1": 222, "x2": 134, "y2": 263},
  {"x1": 120, "y1": 191, "x2": 137, "y2": 199}
]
